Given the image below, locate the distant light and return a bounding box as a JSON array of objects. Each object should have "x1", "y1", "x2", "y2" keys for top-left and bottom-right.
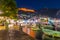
[{"x1": 0, "y1": 10, "x2": 3, "y2": 14}]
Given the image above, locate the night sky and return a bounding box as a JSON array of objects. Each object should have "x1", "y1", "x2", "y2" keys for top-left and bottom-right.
[{"x1": 16, "y1": 0, "x2": 60, "y2": 10}]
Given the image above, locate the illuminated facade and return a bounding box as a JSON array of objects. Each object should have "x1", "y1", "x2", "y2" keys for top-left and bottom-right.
[
  {"x1": 18, "y1": 8, "x2": 35, "y2": 12},
  {"x1": 18, "y1": 8, "x2": 36, "y2": 19}
]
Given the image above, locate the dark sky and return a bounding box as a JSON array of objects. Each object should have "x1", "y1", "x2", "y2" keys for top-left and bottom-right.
[{"x1": 16, "y1": 0, "x2": 60, "y2": 10}]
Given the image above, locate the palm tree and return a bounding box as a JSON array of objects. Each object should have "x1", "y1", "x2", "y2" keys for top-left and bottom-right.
[{"x1": 0, "y1": 0, "x2": 18, "y2": 18}]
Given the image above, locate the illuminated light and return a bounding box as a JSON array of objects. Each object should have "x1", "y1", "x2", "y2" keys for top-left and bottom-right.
[
  {"x1": 18, "y1": 8, "x2": 35, "y2": 12},
  {"x1": 0, "y1": 10, "x2": 3, "y2": 14},
  {"x1": 6, "y1": 11, "x2": 9, "y2": 13}
]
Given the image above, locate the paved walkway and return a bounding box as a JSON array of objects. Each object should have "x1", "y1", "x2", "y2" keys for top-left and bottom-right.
[{"x1": 0, "y1": 30, "x2": 36, "y2": 40}]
